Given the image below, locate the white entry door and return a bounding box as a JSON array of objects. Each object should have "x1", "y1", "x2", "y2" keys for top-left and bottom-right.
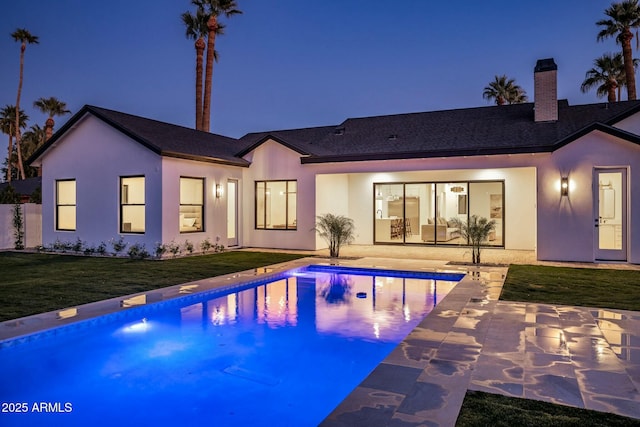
[
  {"x1": 227, "y1": 180, "x2": 238, "y2": 247},
  {"x1": 594, "y1": 169, "x2": 627, "y2": 261}
]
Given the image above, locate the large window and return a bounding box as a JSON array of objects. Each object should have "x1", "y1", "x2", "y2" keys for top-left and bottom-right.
[
  {"x1": 56, "y1": 179, "x2": 76, "y2": 231},
  {"x1": 180, "y1": 177, "x2": 204, "y2": 232},
  {"x1": 373, "y1": 180, "x2": 504, "y2": 246},
  {"x1": 255, "y1": 180, "x2": 297, "y2": 230},
  {"x1": 120, "y1": 176, "x2": 145, "y2": 233}
]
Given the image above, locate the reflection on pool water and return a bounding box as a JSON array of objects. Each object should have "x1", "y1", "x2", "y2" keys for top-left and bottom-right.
[{"x1": 0, "y1": 265, "x2": 463, "y2": 426}]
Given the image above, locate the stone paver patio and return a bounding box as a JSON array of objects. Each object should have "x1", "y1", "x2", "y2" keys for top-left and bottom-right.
[{"x1": 319, "y1": 257, "x2": 640, "y2": 426}]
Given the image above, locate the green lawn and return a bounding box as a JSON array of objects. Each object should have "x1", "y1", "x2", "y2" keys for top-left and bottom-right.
[
  {"x1": 500, "y1": 264, "x2": 640, "y2": 311},
  {"x1": 0, "y1": 251, "x2": 307, "y2": 322},
  {"x1": 457, "y1": 391, "x2": 640, "y2": 426}
]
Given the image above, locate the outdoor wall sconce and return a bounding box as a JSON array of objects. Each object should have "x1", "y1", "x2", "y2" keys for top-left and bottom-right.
[
  {"x1": 561, "y1": 176, "x2": 569, "y2": 197},
  {"x1": 215, "y1": 184, "x2": 222, "y2": 199}
]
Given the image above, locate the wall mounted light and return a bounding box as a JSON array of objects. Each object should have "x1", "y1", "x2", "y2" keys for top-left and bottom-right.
[
  {"x1": 215, "y1": 184, "x2": 222, "y2": 199},
  {"x1": 560, "y1": 176, "x2": 569, "y2": 197}
]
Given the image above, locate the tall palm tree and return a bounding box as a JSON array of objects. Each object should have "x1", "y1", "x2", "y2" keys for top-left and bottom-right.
[
  {"x1": 482, "y1": 75, "x2": 528, "y2": 106},
  {"x1": 1, "y1": 106, "x2": 28, "y2": 182},
  {"x1": 192, "y1": 0, "x2": 241, "y2": 132},
  {"x1": 33, "y1": 97, "x2": 71, "y2": 142},
  {"x1": 597, "y1": 0, "x2": 640, "y2": 100},
  {"x1": 182, "y1": 8, "x2": 209, "y2": 131},
  {"x1": 11, "y1": 28, "x2": 39, "y2": 181},
  {"x1": 581, "y1": 53, "x2": 626, "y2": 102}
]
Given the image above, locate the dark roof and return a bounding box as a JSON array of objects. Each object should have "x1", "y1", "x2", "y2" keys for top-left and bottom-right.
[
  {"x1": 29, "y1": 105, "x2": 250, "y2": 167},
  {"x1": 29, "y1": 100, "x2": 640, "y2": 168},
  {"x1": 0, "y1": 177, "x2": 41, "y2": 195},
  {"x1": 253, "y1": 100, "x2": 640, "y2": 164},
  {"x1": 237, "y1": 125, "x2": 338, "y2": 157}
]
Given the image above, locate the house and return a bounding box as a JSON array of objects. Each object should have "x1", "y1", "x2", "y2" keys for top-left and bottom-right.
[
  {"x1": 0, "y1": 176, "x2": 41, "y2": 203},
  {"x1": 29, "y1": 59, "x2": 640, "y2": 263}
]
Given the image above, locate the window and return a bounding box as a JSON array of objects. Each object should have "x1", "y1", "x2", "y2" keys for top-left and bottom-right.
[
  {"x1": 120, "y1": 176, "x2": 145, "y2": 233},
  {"x1": 255, "y1": 180, "x2": 297, "y2": 230},
  {"x1": 180, "y1": 177, "x2": 204, "y2": 232},
  {"x1": 373, "y1": 180, "x2": 504, "y2": 246},
  {"x1": 56, "y1": 179, "x2": 76, "y2": 231}
]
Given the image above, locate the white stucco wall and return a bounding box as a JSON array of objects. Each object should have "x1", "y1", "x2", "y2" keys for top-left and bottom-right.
[
  {"x1": 40, "y1": 114, "x2": 162, "y2": 250},
  {"x1": 161, "y1": 157, "x2": 244, "y2": 251},
  {"x1": 242, "y1": 140, "x2": 318, "y2": 250},
  {"x1": 537, "y1": 130, "x2": 640, "y2": 263}
]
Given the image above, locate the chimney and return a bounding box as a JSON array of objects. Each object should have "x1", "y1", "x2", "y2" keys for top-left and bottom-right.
[{"x1": 534, "y1": 58, "x2": 558, "y2": 122}]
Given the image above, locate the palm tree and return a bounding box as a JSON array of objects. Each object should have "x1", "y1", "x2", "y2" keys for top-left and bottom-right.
[
  {"x1": 597, "y1": 0, "x2": 640, "y2": 100},
  {"x1": 182, "y1": 8, "x2": 210, "y2": 130},
  {"x1": 1, "y1": 106, "x2": 28, "y2": 182},
  {"x1": 11, "y1": 28, "x2": 39, "y2": 181},
  {"x1": 581, "y1": 53, "x2": 626, "y2": 102},
  {"x1": 314, "y1": 213, "x2": 355, "y2": 258},
  {"x1": 482, "y1": 75, "x2": 528, "y2": 106},
  {"x1": 452, "y1": 215, "x2": 496, "y2": 264},
  {"x1": 33, "y1": 97, "x2": 71, "y2": 142},
  {"x1": 21, "y1": 124, "x2": 45, "y2": 178},
  {"x1": 192, "y1": 0, "x2": 242, "y2": 132}
]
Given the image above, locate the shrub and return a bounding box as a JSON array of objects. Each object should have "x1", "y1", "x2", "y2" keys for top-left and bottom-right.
[
  {"x1": 29, "y1": 186, "x2": 41, "y2": 204},
  {"x1": 167, "y1": 241, "x2": 181, "y2": 258},
  {"x1": 200, "y1": 237, "x2": 212, "y2": 254},
  {"x1": 110, "y1": 237, "x2": 127, "y2": 256},
  {"x1": 127, "y1": 243, "x2": 149, "y2": 259},
  {"x1": 96, "y1": 242, "x2": 107, "y2": 256},
  {"x1": 0, "y1": 185, "x2": 19, "y2": 204},
  {"x1": 314, "y1": 213, "x2": 355, "y2": 258},
  {"x1": 154, "y1": 242, "x2": 167, "y2": 259},
  {"x1": 52, "y1": 239, "x2": 72, "y2": 253},
  {"x1": 12, "y1": 203, "x2": 24, "y2": 250},
  {"x1": 72, "y1": 238, "x2": 84, "y2": 253},
  {"x1": 184, "y1": 239, "x2": 194, "y2": 254},
  {"x1": 451, "y1": 215, "x2": 496, "y2": 264},
  {"x1": 213, "y1": 236, "x2": 225, "y2": 253}
]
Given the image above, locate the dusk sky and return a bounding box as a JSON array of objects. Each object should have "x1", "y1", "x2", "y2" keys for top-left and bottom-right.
[{"x1": 0, "y1": 0, "x2": 627, "y2": 139}]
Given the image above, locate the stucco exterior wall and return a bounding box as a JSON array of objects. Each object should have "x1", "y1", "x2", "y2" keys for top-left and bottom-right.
[
  {"x1": 242, "y1": 140, "x2": 318, "y2": 250},
  {"x1": 40, "y1": 115, "x2": 162, "y2": 250},
  {"x1": 161, "y1": 157, "x2": 244, "y2": 251},
  {"x1": 537, "y1": 130, "x2": 640, "y2": 263}
]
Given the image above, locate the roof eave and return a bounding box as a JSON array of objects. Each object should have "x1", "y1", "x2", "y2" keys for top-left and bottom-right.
[
  {"x1": 236, "y1": 134, "x2": 313, "y2": 157},
  {"x1": 299, "y1": 146, "x2": 552, "y2": 164},
  {"x1": 551, "y1": 122, "x2": 640, "y2": 151},
  {"x1": 162, "y1": 151, "x2": 250, "y2": 167}
]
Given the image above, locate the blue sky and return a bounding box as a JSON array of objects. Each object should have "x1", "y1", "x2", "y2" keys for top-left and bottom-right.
[{"x1": 0, "y1": 0, "x2": 626, "y2": 138}]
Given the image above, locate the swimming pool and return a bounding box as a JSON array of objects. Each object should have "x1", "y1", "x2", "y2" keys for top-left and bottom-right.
[{"x1": 0, "y1": 265, "x2": 463, "y2": 426}]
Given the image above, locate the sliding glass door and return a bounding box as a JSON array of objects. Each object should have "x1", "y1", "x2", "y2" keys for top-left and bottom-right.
[{"x1": 373, "y1": 180, "x2": 504, "y2": 246}]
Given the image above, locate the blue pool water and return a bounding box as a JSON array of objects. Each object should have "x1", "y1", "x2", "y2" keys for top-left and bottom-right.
[{"x1": 0, "y1": 265, "x2": 463, "y2": 426}]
